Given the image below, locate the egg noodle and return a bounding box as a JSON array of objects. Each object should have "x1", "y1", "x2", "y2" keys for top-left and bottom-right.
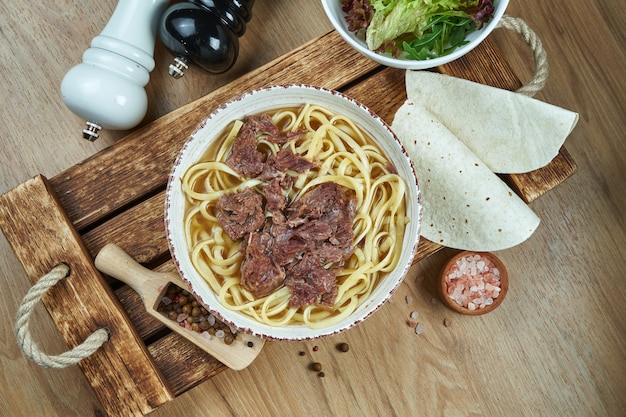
[{"x1": 181, "y1": 104, "x2": 408, "y2": 329}]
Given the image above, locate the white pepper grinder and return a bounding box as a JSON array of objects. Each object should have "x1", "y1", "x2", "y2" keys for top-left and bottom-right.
[{"x1": 60, "y1": 0, "x2": 169, "y2": 141}]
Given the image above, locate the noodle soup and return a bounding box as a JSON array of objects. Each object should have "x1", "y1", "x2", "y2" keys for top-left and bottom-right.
[
  {"x1": 182, "y1": 104, "x2": 407, "y2": 328},
  {"x1": 166, "y1": 85, "x2": 421, "y2": 340}
]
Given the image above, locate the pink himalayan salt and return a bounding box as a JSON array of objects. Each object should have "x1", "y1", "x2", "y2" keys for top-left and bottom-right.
[{"x1": 444, "y1": 253, "x2": 501, "y2": 310}]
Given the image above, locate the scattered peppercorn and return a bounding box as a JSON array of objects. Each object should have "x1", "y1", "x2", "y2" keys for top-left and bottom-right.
[
  {"x1": 312, "y1": 345, "x2": 319, "y2": 352},
  {"x1": 317, "y1": 371, "x2": 325, "y2": 377},
  {"x1": 247, "y1": 341, "x2": 254, "y2": 348},
  {"x1": 310, "y1": 362, "x2": 322, "y2": 372},
  {"x1": 337, "y1": 342, "x2": 350, "y2": 352}
]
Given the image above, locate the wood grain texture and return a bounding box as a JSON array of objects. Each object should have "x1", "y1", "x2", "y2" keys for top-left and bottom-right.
[
  {"x1": 0, "y1": 176, "x2": 174, "y2": 416},
  {"x1": 0, "y1": 35, "x2": 575, "y2": 415},
  {"x1": 148, "y1": 332, "x2": 227, "y2": 395},
  {"x1": 0, "y1": 0, "x2": 624, "y2": 416},
  {"x1": 503, "y1": 147, "x2": 578, "y2": 203}
]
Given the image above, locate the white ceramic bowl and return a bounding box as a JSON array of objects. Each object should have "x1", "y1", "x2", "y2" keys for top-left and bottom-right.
[
  {"x1": 321, "y1": 0, "x2": 509, "y2": 70},
  {"x1": 165, "y1": 84, "x2": 422, "y2": 341}
]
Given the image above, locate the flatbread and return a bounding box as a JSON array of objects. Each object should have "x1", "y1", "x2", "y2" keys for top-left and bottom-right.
[
  {"x1": 392, "y1": 99, "x2": 540, "y2": 251},
  {"x1": 404, "y1": 70, "x2": 579, "y2": 174}
]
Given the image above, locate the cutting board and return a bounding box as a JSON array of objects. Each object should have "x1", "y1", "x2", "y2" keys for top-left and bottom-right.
[{"x1": 0, "y1": 30, "x2": 576, "y2": 417}]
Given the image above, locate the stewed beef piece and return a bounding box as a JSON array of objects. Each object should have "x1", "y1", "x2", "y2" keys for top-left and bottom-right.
[
  {"x1": 215, "y1": 188, "x2": 265, "y2": 240},
  {"x1": 225, "y1": 120, "x2": 265, "y2": 178},
  {"x1": 269, "y1": 148, "x2": 316, "y2": 173},
  {"x1": 226, "y1": 115, "x2": 311, "y2": 179},
  {"x1": 285, "y1": 182, "x2": 356, "y2": 255},
  {"x1": 258, "y1": 148, "x2": 316, "y2": 184},
  {"x1": 285, "y1": 253, "x2": 338, "y2": 308},
  {"x1": 240, "y1": 231, "x2": 285, "y2": 298},
  {"x1": 245, "y1": 114, "x2": 305, "y2": 144},
  {"x1": 263, "y1": 178, "x2": 287, "y2": 212}
]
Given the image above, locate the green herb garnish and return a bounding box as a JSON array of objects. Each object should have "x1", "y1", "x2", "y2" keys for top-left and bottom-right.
[{"x1": 402, "y1": 13, "x2": 473, "y2": 60}]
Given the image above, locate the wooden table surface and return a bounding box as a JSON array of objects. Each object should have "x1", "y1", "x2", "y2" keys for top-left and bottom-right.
[{"x1": 1, "y1": 1, "x2": 624, "y2": 416}]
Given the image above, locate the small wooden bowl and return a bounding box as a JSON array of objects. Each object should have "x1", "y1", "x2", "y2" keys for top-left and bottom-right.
[{"x1": 439, "y1": 251, "x2": 509, "y2": 315}]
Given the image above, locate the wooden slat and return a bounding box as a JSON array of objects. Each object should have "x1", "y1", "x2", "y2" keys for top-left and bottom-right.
[
  {"x1": 0, "y1": 175, "x2": 174, "y2": 417},
  {"x1": 503, "y1": 148, "x2": 578, "y2": 203},
  {"x1": 148, "y1": 333, "x2": 227, "y2": 395},
  {"x1": 439, "y1": 40, "x2": 524, "y2": 90},
  {"x1": 81, "y1": 192, "x2": 167, "y2": 263},
  {"x1": 343, "y1": 66, "x2": 407, "y2": 122}
]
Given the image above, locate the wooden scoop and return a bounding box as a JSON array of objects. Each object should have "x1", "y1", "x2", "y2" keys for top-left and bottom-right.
[{"x1": 94, "y1": 243, "x2": 264, "y2": 370}]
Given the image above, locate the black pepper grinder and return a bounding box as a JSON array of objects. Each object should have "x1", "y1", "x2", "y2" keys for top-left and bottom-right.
[{"x1": 158, "y1": 0, "x2": 254, "y2": 78}]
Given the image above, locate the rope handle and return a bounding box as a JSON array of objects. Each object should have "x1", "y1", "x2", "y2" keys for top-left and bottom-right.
[
  {"x1": 14, "y1": 263, "x2": 110, "y2": 368},
  {"x1": 496, "y1": 15, "x2": 549, "y2": 97}
]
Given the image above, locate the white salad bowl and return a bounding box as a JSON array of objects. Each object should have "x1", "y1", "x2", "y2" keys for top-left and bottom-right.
[
  {"x1": 165, "y1": 84, "x2": 422, "y2": 341},
  {"x1": 322, "y1": 0, "x2": 509, "y2": 70}
]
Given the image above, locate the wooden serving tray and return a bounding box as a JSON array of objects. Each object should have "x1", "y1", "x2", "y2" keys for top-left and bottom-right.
[{"x1": 0, "y1": 30, "x2": 576, "y2": 416}]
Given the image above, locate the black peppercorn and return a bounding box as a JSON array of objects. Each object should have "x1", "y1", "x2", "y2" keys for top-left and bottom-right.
[{"x1": 337, "y1": 342, "x2": 350, "y2": 352}]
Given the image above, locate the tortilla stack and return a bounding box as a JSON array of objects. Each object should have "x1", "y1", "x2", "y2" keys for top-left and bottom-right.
[
  {"x1": 404, "y1": 70, "x2": 579, "y2": 174},
  {"x1": 392, "y1": 99, "x2": 540, "y2": 251}
]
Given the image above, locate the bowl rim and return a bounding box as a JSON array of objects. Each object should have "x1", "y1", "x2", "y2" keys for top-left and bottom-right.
[
  {"x1": 321, "y1": 0, "x2": 510, "y2": 70},
  {"x1": 439, "y1": 251, "x2": 509, "y2": 315},
  {"x1": 165, "y1": 84, "x2": 422, "y2": 340}
]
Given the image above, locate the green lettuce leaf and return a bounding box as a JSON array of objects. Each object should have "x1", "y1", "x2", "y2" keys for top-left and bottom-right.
[{"x1": 366, "y1": 0, "x2": 479, "y2": 50}]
